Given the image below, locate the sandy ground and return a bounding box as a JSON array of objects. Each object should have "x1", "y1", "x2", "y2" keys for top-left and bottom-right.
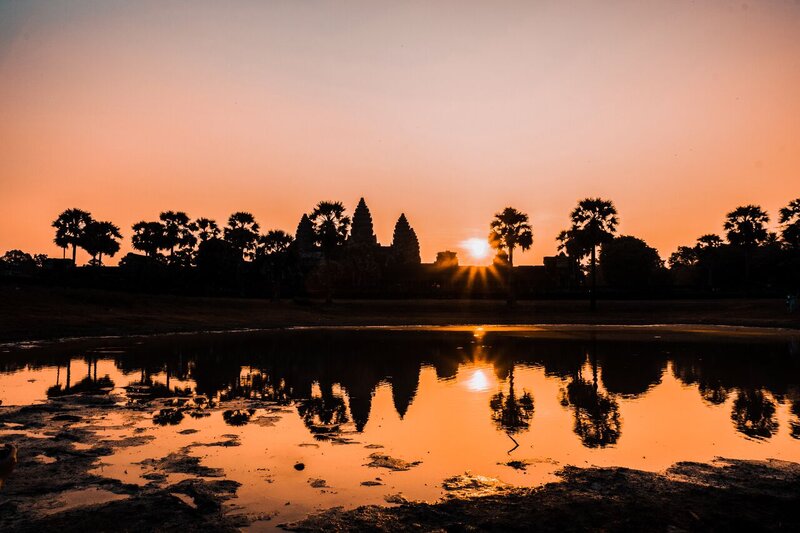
[{"x1": 1, "y1": 285, "x2": 798, "y2": 343}]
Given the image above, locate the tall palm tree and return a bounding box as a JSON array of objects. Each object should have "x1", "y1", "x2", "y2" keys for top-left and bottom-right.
[
  {"x1": 224, "y1": 212, "x2": 260, "y2": 261},
  {"x1": 195, "y1": 218, "x2": 220, "y2": 242},
  {"x1": 160, "y1": 211, "x2": 197, "y2": 265},
  {"x1": 724, "y1": 205, "x2": 769, "y2": 283},
  {"x1": 131, "y1": 221, "x2": 166, "y2": 258},
  {"x1": 258, "y1": 230, "x2": 294, "y2": 256},
  {"x1": 257, "y1": 230, "x2": 294, "y2": 300},
  {"x1": 724, "y1": 205, "x2": 769, "y2": 247},
  {"x1": 779, "y1": 198, "x2": 800, "y2": 249},
  {"x1": 488, "y1": 207, "x2": 533, "y2": 306},
  {"x1": 695, "y1": 234, "x2": 723, "y2": 288},
  {"x1": 310, "y1": 201, "x2": 350, "y2": 303},
  {"x1": 80, "y1": 220, "x2": 122, "y2": 266},
  {"x1": 52, "y1": 208, "x2": 93, "y2": 263},
  {"x1": 566, "y1": 198, "x2": 618, "y2": 310}
]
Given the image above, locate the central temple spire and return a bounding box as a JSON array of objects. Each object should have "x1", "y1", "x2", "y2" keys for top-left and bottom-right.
[{"x1": 348, "y1": 197, "x2": 378, "y2": 247}]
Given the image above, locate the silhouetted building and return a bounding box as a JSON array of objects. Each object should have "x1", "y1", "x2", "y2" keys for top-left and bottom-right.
[
  {"x1": 391, "y1": 214, "x2": 421, "y2": 265},
  {"x1": 348, "y1": 197, "x2": 378, "y2": 248}
]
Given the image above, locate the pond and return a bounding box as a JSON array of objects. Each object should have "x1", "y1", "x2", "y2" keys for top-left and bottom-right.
[{"x1": 1, "y1": 326, "x2": 799, "y2": 529}]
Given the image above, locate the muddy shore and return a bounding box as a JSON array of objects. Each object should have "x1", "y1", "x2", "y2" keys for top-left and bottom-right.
[
  {"x1": 1, "y1": 285, "x2": 798, "y2": 343},
  {"x1": 284, "y1": 458, "x2": 800, "y2": 532}
]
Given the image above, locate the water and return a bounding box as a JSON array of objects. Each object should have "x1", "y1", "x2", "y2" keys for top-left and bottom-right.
[{"x1": 1, "y1": 326, "x2": 799, "y2": 528}]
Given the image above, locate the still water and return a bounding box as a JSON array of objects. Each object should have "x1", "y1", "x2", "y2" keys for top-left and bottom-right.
[{"x1": 1, "y1": 327, "x2": 799, "y2": 527}]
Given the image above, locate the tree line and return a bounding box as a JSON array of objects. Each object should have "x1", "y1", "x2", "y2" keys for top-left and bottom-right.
[{"x1": 1, "y1": 196, "x2": 799, "y2": 302}]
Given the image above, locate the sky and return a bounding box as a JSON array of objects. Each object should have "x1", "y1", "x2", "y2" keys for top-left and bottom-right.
[{"x1": 1, "y1": 0, "x2": 799, "y2": 265}]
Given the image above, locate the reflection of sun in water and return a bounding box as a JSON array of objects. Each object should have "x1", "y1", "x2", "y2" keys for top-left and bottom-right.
[
  {"x1": 466, "y1": 369, "x2": 490, "y2": 392},
  {"x1": 461, "y1": 238, "x2": 490, "y2": 262}
]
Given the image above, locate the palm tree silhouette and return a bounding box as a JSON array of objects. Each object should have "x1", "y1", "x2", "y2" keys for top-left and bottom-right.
[
  {"x1": 80, "y1": 220, "x2": 122, "y2": 266},
  {"x1": 195, "y1": 218, "x2": 221, "y2": 242},
  {"x1": 224, "y1": 212, "x2": 260, "y2": 261},
  {"x1": 296, "y1": 382, "x2": 349, "y2": 434},
  {"x1": 724, "y1": 205, "x2": 769, "y2": 283},
  {"x1": 310, "y1": 201, "x2": 351, "y2": 304},
  {"x1": 694, "y1": 234, "x2": 723, "y2": 288},
  {"x1": 489, "y1": 207, "x2": 533, "y2": 306},
  {"x1": 159, "y1": 211, "x2": 197, "y2": 265},
  {"x1": 779, "y1": 198, "x2": 800, "y2": 249},
  {"x1": 257, "y1": 230, "x2": 294, "y2": 300},
  {"x1": 731, "y1": 388, "x2": 778, "y2": 440},
  {"x1": 566, "y1": 198, "x2": 618, "y2": 310},
  {"x1": 131, "y1": 221, "x2": 166, "y2": 258},
  {"x1": 724, "y1": 205, "x2": 770, "y2": 247},
  {"x1": 560, "y1": 343, "x2": 621, "y2": 448},
  {"x1": 489, "y1": 365, "x2": 534, "y2": 437},
  {"x1": 52, "y1": 208, "x2": 92, "y2": 263}
]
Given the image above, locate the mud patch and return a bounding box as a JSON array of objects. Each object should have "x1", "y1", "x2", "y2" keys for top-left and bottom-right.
[{"x1": 364, "y1": 453, "x2": 421, "y2": 471}]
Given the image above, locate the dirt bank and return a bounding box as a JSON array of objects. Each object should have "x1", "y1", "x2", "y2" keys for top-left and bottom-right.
[{"x1": 284, "y1": 458, "x2": 800, "y2": 532}]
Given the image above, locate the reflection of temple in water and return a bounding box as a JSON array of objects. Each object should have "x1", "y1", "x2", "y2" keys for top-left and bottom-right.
[{"x1": 3, "y1": 330, "x2": 799, "y2": 445}]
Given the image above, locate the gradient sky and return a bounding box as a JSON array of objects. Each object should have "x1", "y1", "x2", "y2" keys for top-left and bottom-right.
[{"x1": 1, "y1": 1, "x2": 799, "y2": 265}]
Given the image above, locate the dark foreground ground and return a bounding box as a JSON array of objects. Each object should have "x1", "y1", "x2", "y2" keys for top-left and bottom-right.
[
  {"x1": 1, "y1": 285, "x2": 798, "y2": 342},
  {"x1": 286, "y1": 458, "x2": 800, "y2": 532}
]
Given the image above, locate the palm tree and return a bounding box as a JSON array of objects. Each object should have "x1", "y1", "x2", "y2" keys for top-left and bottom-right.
[
  {"x1": 258, "y1": 230, "x2": 294, "y2": 256},
  {"x1": 724, "y1": 205, "x2": 769, "y2": 247},
  {"x1": 695, "y1": 234, "x2": 723, "y2": 288},
  {"x1": 195, "y1": 218, "x2": 221, "y2": 242},
  {"x1": 52, "y1": 208, "x2": 93, "y2": 263},
  {"x1": 159, "y1": 211, "x2": 197, "y2": 265},
  {"x1": 257, "y1": 230, "x2": 294, "y2": 300},
  {"x1": 80, "y1": 220, "x2": 122, "y2": 266},
  {"x1": 724, "y1": 205, "x2": 769, "y2": 283},
  {"x1": 566, "y1": 198, "x2": 618, "y2": 310},
  {"x1": 224, "y1": 212, "x2": 260, "y2": 261},
  {"x1": 779, "y1": 198, "x2": 800, "y2": 249},
  {"x1": 488, "y1": 207, "x2": 533, "y2": 306},
  {"x1": 696, "y1": 234, "x2": 723, "y2": 249},
  {"x1": 310, "y1": 201, "x2": 351, "y2": 303},
  {"x1": 131, "y1": 221, "x2": 166, "y2": 258}
]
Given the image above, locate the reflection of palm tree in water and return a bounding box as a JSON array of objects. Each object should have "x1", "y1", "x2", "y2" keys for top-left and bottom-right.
[
  {"x1": 731, "y1": 388, "x2": 778, "y2": 439},
  {"x1": 791, "y1": 399, "x2": 800, "y2": 440},
  {"x1": 489, "y1": 366, "x2": 534, "y2": 434},
  {"x1": 296, "y1": 381, "x2": 349, "y2": 431},
  {"x1": 699, "y1": 381, "x2": 729, "y2": 405},
  {"x1": 47, "y1": 358, "x2": 115, "y2": 397},
  {"x1": 561, "y1": 352, "x2": 621, "y2": 448}
]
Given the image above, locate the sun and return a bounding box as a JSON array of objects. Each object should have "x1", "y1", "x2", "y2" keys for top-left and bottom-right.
[{"x1": 461, "y1": 238, "x2": 490, "y2": 262}]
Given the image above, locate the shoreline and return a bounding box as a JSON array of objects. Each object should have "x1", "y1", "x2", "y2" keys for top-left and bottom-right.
[
  {"x1": 2, "y1": 322, "x2": 798, "y2": 351},
  {"x1": 1, "y1": 285, "x2": 798, "y2": 344},
  {"x1": 283, "y1": 458, "x2": 800, "y2": 532}
]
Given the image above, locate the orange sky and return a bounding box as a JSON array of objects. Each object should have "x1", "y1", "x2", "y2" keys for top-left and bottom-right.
[{"x1": 1, "y1": 1, "x2": 799, "y2": 265}]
